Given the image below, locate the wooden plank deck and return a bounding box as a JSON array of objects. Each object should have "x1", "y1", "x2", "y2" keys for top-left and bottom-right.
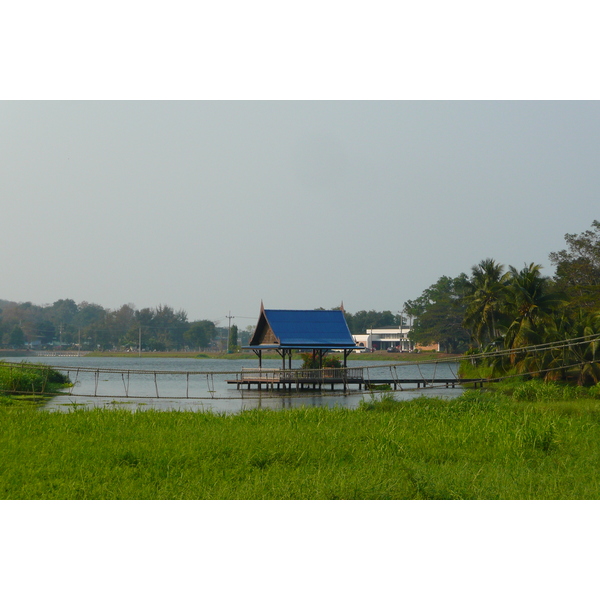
[{"x1": 226, "y1": 368, "x2": 485, "y2": 391}]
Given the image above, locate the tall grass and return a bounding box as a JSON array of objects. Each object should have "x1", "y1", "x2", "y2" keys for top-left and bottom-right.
[
  {"x1": 0, "y1": 361, "x2": 70, "y2": 405},
  {"x1": 2, "y1": 383, "x2": 600, "y2": 499}
]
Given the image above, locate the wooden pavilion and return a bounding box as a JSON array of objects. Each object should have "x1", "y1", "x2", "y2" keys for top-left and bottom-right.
[{"x1": 244, "y1": 304, "x2": 362, "y2": 369}]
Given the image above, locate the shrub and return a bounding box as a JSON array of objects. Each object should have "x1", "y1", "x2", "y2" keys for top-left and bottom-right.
[
  {"x1": 511, "y1": 380, "x2": 588, "y2": 402},
  {"x1": 300, "y1": 353, "x2": 342, "y2": 370},
  {"x1": 0, "y1": 361, "x2": 70, "y2": 395},
  {"x1": 358, "y1": 392, "x2": 401, "y2": 411}
]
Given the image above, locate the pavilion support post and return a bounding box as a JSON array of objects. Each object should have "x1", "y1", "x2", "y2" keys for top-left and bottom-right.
[
  {"x1": 252, "y1": 349, "x2": 263, "y2": 368},
  {"x1": 318, "y1": 350, "x2": 324, "y2": 386},
  {"x1": 343, "y1": 349, "x2": 352, "y2": 368}
]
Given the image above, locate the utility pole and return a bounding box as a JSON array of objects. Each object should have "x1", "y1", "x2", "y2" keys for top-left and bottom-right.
[
  {"x1": 139, "y1": 327, "x2": 142, "y2": 357},
  {"x1": 400, "y1": 311, "x2": 404, "y2": 351},
  {"x1": 398, "y1": 311, "x2": 406, "y2": 351},
  {"x1": 78, "y1": 329, "x2": 81, "y2": 357},
  {"x1": 226, "y1": 311, "x2": 234, "y2": 354}
]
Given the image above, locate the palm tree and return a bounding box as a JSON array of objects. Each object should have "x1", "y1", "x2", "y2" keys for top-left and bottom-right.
[
  {"x1": 503, "y1": 263, "x2": 566, "y2": 356},
  {"x1": 463, "y1": 258, "x2": 508, "y2": 348},
  {"x1": 564, "y1": 311, "x2": 600, "y2": 385},
  {"x1": 514, "y1": 313, "x2": 571, "y2": 381}
]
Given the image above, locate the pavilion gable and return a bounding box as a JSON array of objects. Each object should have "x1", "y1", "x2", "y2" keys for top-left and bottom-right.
[{"x1": 249, "y1": 310, "x2": 279, "y2": 346}]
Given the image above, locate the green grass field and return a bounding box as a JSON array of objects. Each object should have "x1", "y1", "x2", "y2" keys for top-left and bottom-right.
[{"x1": 2, "y1": 380, "x2": 600, "y2": 499}]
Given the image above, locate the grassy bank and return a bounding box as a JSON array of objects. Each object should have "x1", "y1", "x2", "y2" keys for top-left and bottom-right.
[
  {"x1": 2, "y1": 382, "x2": 600, "y2": 499},
  {"x1": 0, "y1": 361, "x2": 71, "y2": 407},
  {"x1": 87, "y1": 351, "x2": 264, "y2": 359}
]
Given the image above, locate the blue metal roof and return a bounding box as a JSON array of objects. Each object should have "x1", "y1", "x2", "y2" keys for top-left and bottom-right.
[{"x1": 247, "y1": 308, "x2": 359, "y2": 349}]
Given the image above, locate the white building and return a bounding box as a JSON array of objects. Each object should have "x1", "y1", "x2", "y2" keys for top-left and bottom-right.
[{"x1": 353, "y1": 326, "x2": 415, "y2": 352}]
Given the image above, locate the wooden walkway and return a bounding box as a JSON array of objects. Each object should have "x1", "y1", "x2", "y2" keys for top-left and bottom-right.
[{"x1": 226, "y1": 367, "x2": 485, "y2": 392}]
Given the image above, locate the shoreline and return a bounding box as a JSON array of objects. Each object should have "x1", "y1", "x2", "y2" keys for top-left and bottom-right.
[
  {"x1": 2, "y1": 350, "x2": 461, "y2": 363},
  {"x1": 80, "y1": 350, "x2": 459, "y2": 362}
]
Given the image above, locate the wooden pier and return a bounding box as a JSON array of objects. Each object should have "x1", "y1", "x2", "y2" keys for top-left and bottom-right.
[{"x1": 226, "y1": 367, "x2": 485, "y2": 392}]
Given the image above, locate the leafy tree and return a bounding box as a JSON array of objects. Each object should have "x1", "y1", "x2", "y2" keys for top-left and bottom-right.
[
  {"x1": 405, "y1": 274, "x2": 471, "y2": 353},
  {"x1": 240, "y1": 326, "x2": 254, "y2": 347},
  {"x1": 107, "y1": 304, "x2": 136, "y2": 347},
  {"x1": 135, "y1": 308, "x2": 155, "y2": 328},
  {"x1": 9, "y1": 325, "x2": 25, "y2": 348},
  {"x1": 344, "y1": 310, "x2": 398, "y2": 334},
  {"x1": 112, "y1": 304, "x2": 136, "y2": 331},
  {"x1": 74, "y1": 302, "x2": 107, "y2": 328},
  {"x1": 184, "y1": 320, "x2": 216, "y2": 351},
  {"x1": 0, "y1": 302, "x2": 52, "y2": 346},
  {"x1": 228, "y1": 324, "x2": 239, "y2": 353},
  {"x1": 152, "y1": 305, "x2": 188, "y2": 350},
  {"x1": 132, "y1": 305, "x2": 189, "y2": 350},
  {"x1": 549, "y1": 220, "x2": 600, "y2": 287},
  {"x1": 402, "y1": 300, "x2": 420, "y2": 327},
  {"x1": 35, "y1": 320, "x2": 56, "y2": 345},
  {"x1": 47, "y1": 299, "x2": 78, "y2": 328},
  {"x1": 71, "y1": 303, "x2": 108, "y2": 349},
  {"x1": 549, "y1": 220, "x2": 600, "y2": 313}
]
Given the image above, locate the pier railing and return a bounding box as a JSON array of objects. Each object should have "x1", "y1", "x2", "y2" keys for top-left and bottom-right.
[{"x1": 240, "y1": 367, "x2": 364, "y2": 382}]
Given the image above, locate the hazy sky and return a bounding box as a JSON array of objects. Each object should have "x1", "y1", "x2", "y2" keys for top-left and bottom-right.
[{"x1": 1, "y1": 101, "x2": 598, "y2": 326}]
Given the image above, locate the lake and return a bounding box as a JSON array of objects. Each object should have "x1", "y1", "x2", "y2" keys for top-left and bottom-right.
[{"x1": 5, "y1": 356, "x2": 465, "y2": 413}]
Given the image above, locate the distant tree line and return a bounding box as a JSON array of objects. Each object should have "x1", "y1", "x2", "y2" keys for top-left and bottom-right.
[
  {"x1": 404, "y1": 221, "x2": 600, "y2": 384},
  {"x1": 343, "y1": 310, "x2": 402, "y2": 333},
  {"x1": 0, "y1": 300, "x2": 222, "y2": 352}
]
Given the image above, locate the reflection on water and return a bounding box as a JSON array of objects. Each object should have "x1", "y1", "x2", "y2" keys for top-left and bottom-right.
[{"x1": 5, "y1": 357, "x2": 465, "y2": 413}]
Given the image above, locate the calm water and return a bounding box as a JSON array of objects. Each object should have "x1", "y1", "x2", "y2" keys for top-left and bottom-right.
[{"x1": 5, "y1": 356, "x2": 464, "y2": 413}]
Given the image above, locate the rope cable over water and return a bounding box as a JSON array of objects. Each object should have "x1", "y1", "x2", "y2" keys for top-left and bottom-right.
[
  {"x1": 206, "y1": 373, "x2": 215, "y2": 396},
  {"x1": 447, "y1": 362, "x2": 459, "y2": 380},
  {"x1": 72, "y1": 368, "x2": 80, "y2": 396},
  {"x1": 121, "y1": 372, "x2": 130, "y2": 397},
  {"x1": 416, "y1": 362, "x2": 427, "y2": 387},
  {"x1": 389, "y1": 365, "x2": 403, "y2": 391}
]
